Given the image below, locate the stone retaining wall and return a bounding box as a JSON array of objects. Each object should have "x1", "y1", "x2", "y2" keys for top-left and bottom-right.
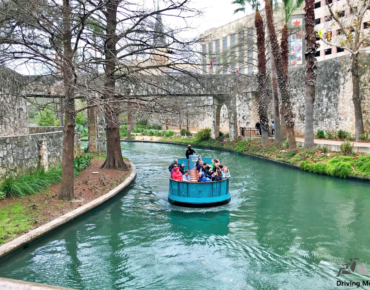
[
  {"x1": 29, "y1": 126, "x2": 64, "y2": 134},
  {"x1": 0, "y1": 131, "x2": 64, "y2": 180}
]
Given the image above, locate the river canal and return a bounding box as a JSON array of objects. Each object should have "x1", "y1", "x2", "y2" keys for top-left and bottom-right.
[{"x1": 1, "y1": 142, "x2": 370, "y2": 289}]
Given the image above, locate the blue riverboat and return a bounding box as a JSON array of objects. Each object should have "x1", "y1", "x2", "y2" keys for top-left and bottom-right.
[{"x1": 168, "y1": 156, "x2": 231, "y2": 207}]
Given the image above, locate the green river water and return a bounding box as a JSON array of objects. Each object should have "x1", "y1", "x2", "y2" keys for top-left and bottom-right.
[{"x1": 1, "y1": 142, "x2": 370, "y2": 289}]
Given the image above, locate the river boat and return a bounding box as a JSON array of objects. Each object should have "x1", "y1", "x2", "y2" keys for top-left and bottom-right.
[{"x1": 168, "y1": 156, "x2": 231, "y2": 207}]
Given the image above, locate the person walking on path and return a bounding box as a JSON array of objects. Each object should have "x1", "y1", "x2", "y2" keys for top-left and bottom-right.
[{"x1": 255, "y1": 121, "x2": 261, "y2": 136}]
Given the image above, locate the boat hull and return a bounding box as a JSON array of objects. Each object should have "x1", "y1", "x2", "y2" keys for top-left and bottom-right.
[{"x1": 168, "y1": 178, "x2": 230, "y2": 208}]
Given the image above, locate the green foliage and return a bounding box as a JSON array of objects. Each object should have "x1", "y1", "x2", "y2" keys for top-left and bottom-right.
[
  {"x1": 37, "y1": 109, "x2": 55, "y2": 126},
  {"x1": 283, "y1": 140, "x2": 289, "y2": 149},
  {"x1": 76, "y1": 124, "x2": 88, "y2": 137},
  {"x1": 296, "y1": 142, "x2": 302, "y2": 148},
  {"x1": 73, "y1": 153, "x2": 93, "y2": 172},
  {"x1": 325, "y1": 130, "x2": 337, "y2": 140},
  {"x1": 0, "y1": 191, "x2": 5, "y2": 200},
  {"x1": 121, "y1": 131, "x2": 127, "y2": 137},
  {"x1": 195, "y1": 128, "x2": 212, "y2": 141},
  {"x1": 317, "y1": 130, "x2": 325, "y2": 139},
  {"x1": 75, "y1": 112, "x2": 86, "y2": 126},
  {"x1": 286, "y1": 150, "x2": 296, "y2": 158},
  {"x1": 340, "y1": 141, "x2": 354, "y2": 156},
  {"x1": 54, "y1": 119, "x2": 60, "y2": 126},
  {"x1": 186, "y1": 130, "x2": 192, "y2": 137},
  {"x1": 165, "y1": 130, "x2": 175, "y2": 138},
  {"x1": 338, "y1": 130, "x2": 350, "y2": 140},
  {"x1": 318, "y1": 145, "x2": 329, "y2": 153},
  {"x1": 0, "y1": 167, "x2": 63, "y2": 198},
  {"x1": 149, "y1": 124, "x2": 162, "y2": 130},
  {"x1": 235, "y1": 140, "x2": 249, "y2": 152},
  {"x1": 359, "y1": 134, "x2": 369, "y2": 141},
  {"x1": 136, "y1": 118, "x2": 148, "y2": 126},
  {"x1": 133, "y1": 127, "x2": 144, "y2": 133},
  {"x1": 224, "y1": 133, "x2": 230, "y2": 138},
  {"x1": 180, "y1": 129, "x2": 187, "y2": 136}
]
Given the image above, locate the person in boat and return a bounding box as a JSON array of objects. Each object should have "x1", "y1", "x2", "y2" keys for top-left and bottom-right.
[
  {"x1": 185, "y1": 144, "x2": 197, "y2": 160},
  {"x1": 196, "y1": 160, "x2": 204, "y2": 172},
  {"x1": 195, "y1": 155, "x2": 202, "y2": 167},
  {"x1": 172, "y1": 166, "x2": 183, "y2": 181},
  {"x1": 169, "y1": 159, "x2": 185, "y2": 174},
  {"x1": 182, "y1": 170, "x2": 191, "y2": 182},
  {"x1": 212, "y1": 169, "x2": 223, "y2": 181},
  {"x1": 198, "y1": 172, "x2": 211, "y2": 182},
  {"x1": 223, "y1": 166, "x2": 230, "y2": 178},
  {"x1": 202, "y1": 163, "x2": 212, "y2": 178}
]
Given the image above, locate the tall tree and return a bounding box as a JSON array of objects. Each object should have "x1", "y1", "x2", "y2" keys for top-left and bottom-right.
[
  {"x1": 265, "y1": 0, "x2": 296, "y2": 148},
  {"x1": 304, "y1": 0, "x2": 317, "y2": 149},
  {"x1": 323, "y1": 0, "x2": 370, "y2": 141},
  {"x1": 232, "y1": 0, "x2": 270, "y2": 146}
]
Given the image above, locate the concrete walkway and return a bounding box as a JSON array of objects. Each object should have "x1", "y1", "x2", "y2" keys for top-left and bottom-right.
[
  {"x1": 0, "y1": 278, "x2": 75, "y2": 290},
  {"x1": 295, "y1": 137, "x2": 370, "y2": 153}
]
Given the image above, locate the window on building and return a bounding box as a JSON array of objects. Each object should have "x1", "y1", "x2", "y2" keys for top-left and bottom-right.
[
  {"x1": 208, "y1": 43, "x2": 213, "y2": 72},
  {"x1": 315, "y1": 1, "x2": 321, "y2": 8},
  {"x1": 202, "y1": 45, "x2": 207, "y2": 73},
  {"x1": 230, "y1": 34, "x2": 236, "y2": 71},
  {"x1": 315, "y1": 18, "x2": 321, "y2": 25},
  {"x1": 215, "y1": 39, "x2": 220, "y2": 73},
  {"x1": 223, "y1": 37, "x2": 228, "y2": 51},
  {"x1": 365, "y1": 21, "x2": 370, "y2": 29},
  {"x1": 247, "y1": 28, "x2": 254, "y2": 75},
  {"x1": 315, "y1": 50, "x2": 321, "y2": 57},
  {"x1": 337, "y1": 47, "x2": 344, "y2": 53},
  {"x1": 325, "y1": 48, "x2": 332, "y2": 55},
  {"x1": 238, "y1": 31, "x2": 245, "y2": 74},
  {"x1": 337, "y1": 10, "x2": 345, "y2": 18}
]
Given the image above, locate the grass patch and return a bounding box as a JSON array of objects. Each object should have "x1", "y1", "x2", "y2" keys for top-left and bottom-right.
[{"x1": 160, "y1": 135, "x2": 370, "y2": 180}]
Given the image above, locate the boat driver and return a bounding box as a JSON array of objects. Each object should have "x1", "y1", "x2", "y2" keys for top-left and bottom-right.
[{"x1": 185, "y1": 144, "x2": 197, "y2": 160}]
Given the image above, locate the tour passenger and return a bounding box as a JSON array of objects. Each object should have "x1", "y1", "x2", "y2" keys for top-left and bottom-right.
[
  {"x1": 172, "y1": 167, "x2": 183, "y2": 181},
  {"x1": 169, "y1": 159, "x2": 185, "y2": 174},
  {"x1": 212, "y1": 169, "x2": 223, "y2": 181},
  {"x1": 196, "y1": 160, "x2": 204, "y2": 172},
  {"x1": 195, "y1": 155, "x2": 202, "y2": 167},
  {"x1": 202, "y1": 163, "x2": 212, "y2": 178},
  {"x1": 182, "y1": 170, "x2": 191, "y2": 182},
  {"x1": 186, "y1": 144, "x2": 197, "y2": 160},
  {"x1": 198, "y1": 172, "x2": 211, "y2": 182},
  {"x1": 223, "y1": 166, "x2": 230, "y2": 178}
]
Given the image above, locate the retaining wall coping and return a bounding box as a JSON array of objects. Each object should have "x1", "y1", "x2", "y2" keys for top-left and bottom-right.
[
  {"x1": 0, "y1": 131, "x2": 63, "y2": 139},
  {"x1": 0, "y1": 161, "x2": 136, "y2": 259},
  {"x1": 0, "y1": 278, "x2": 74, "y2": 290}
]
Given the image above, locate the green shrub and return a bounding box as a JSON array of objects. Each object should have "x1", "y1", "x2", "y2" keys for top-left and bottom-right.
[
  {"x1": 54, "y1": 119, "x2": 60, "y2": 126},
  {"x1": 154, "y1": 130, "x2": 163, "y2": 137},
  {"x1": 338, "y1": 130, "x2": 349, "y2": 140},
  {"x1": 37, "y1": 109, "x2": 55, "y2": 126},
  {"x1": 180, "y1": 129, "x2": 187, "y2": 136},
  {"x1": 0, "y1": 191, "x2": 5, "y2": 200},
  {"x1": 325, "y1": 130, "x2": 337, "y2": 140},
  {"x1": 340, "y1": 141, "x2": 354, "y2": 156},
  {"x1": 297, "y1": 142, "x2": 302, "y2": 148},
  {"x1": 235, "y1": 141, "x2": 249, "y2": 152},
  {"x1": 186, "y1": 130, "x2": 192, "y2": 137},
  {"x1": 121, "y1": 131, "x2": 127, "y2": 137},
  {"x1": 136, "y1": 118, "x2": 148, "y2": 126},
  {"x1": 150, "y1": 124, "x2": 162, "y2": 130},
  {"x1": 318, "y1": 145, "x2": 329, "y2": 153},
  {"x1": 195, "y1": 128, "x2": 212, "y2": 141},
  {"x1": 0, "y1": 167, "x2": 63, "y2": 198},
  {"x1": 283, "y1": 140, "x2": 289, "y2": 149},
  {"x1": 74, "y1": 153, "x2": 93, "y2": 172},
  {"x1": 286, "y1": 151, "x2": 296, "y2": 158},
  {"x1": 165, "y1": 130, "x2": 175, "y2": 138},
  {"x1": 359, "y1": 134, "x2": 369, "y2": 141},
  {"x1": 224, "y1": 133, "x2": 229, "y2": 138},
  {"x1": 317, "y1": 130, "x2": 325, "y2": 139}
]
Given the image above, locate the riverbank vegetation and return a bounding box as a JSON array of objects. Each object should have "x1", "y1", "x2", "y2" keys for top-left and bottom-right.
[
  {"x1": 0, "y1": 156, "x2": 131, "y2": 244},
  {"x1": 160, "y1": 129, "x2": 370, "y2": 180}
]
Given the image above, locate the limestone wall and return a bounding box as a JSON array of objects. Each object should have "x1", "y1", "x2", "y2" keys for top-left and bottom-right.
[
  {"x1": 29, "y1": 126, "x2": 64, "y2": 134},
  {"x1": 0, "y1": 95, "x2": 28, "y2": 136},
  {"x1": 0, "y1": 131, "x2": 64, "y2": 181}
]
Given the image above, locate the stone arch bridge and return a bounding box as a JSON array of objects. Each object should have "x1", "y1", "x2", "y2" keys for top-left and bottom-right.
[{"x1": 0, "y1": 67, "x2": 257, "y2": 141}]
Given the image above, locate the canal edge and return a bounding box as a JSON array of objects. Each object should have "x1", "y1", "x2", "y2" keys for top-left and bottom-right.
[
  {"x1": 0, "y1": 277, "x2": 76, "y2": 290},
  {"x1": 122, "y1": 140, "x2": 370, "y2": 183},
  {"x1": 0, "y1": 161, "x2": 137, "y2": 260}
]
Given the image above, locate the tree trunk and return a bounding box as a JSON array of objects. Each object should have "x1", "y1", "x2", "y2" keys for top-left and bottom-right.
[
  {"x1": 280, "y1": 23, "x2": 289, "y2": 143},
  {"x1": 58, "y1": 98, "x2": 75, "y2": 200},
  {"x1": 255, "y1": 11, "x2": 270, "y2": 147},
  {"x1": 352, "y1": 54, "x2": 364, "y2": 141},
  {"x1": 265, "y1": 0, "x2": 296, "y2": 149},
  {"x1": 271, "y1": 60, "x2": 281, "y2": 143},
  {"x1": 88, "y1": 103, "x2": 98, "y2": 153},
  {"x1": 58, "y1": 0, "x2": 76, "y2": 200},
  {"x1": 127, "y1": 113, "x2": 132, "y2": 139},
  {"x1": 102, "y1": 0, "x2": 128, "y2": 171},
  {"x1": 304, "y1": 0, "x2": 317, "y2": 149}
]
